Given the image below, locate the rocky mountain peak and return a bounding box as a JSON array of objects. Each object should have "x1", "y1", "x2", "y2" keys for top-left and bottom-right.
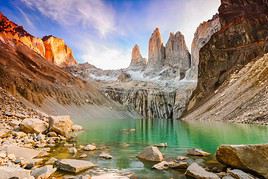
[
  {"x1": 132, "y1": 44, "x2": 142, "y2": 60},
  {"x1": 129, "y1": 44, "x2": 146, "y2": 69},
  {"x1": 0, "y1": 13, "x2": 77, "y2": 67},
  {"x1": 147, "y1": 27, "x2": 165, "y2": 69},
  {"x1": 165, "y1": 31, "x2": 191, "y2": 75}
]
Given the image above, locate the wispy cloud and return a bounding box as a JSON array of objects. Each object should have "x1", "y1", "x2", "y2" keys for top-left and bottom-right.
[
  {"x1": 16, "y1": 6, "x2": 36, "y2": 31},
  {"x1": 21, "y1": 0, "x2": 116, "y2": 37}
]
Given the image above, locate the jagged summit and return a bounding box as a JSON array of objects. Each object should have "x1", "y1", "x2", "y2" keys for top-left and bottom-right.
[
  {"x1": 147, "y1": 27, "x2": 165, "y2": 69},
  {"x1": 0, "y1": 12, "x2": 32, "y2": 37},
  {"x1": 128, "y1": 44, "x2": 146, "y2": 69},
  {"x1": 0, "y1": 12, "x2": 77, "y2": 67}
]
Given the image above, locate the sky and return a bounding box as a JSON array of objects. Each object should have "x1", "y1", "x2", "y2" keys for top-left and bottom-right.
[{"x1": 0, "y1": 0, "x2": 220, "y2": 69}]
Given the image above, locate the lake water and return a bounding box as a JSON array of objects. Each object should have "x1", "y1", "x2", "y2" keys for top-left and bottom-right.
[{"x1": 53, "y1": 118, "x2": 268, "y2": 178}]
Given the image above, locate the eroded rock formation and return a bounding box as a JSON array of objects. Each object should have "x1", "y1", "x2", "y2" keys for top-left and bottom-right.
[
  {"x1": 186, "y1": 15, "x2": 221, "y2": 81},
  {"x1": 42, "y1": 35, "x2": 77, "y2": 67},
  {"x1": 0, "y1": 13, "x2": 77, "y2": 67},
  {"x1": 187, "y1": 0, "x2": 268, "y2": 111},
  {"x1": 147, "y1": 28, "x2": 165, "y2": 69},
  {"x1": 165, "y1": 32, "x2": 191, "y2": 75},
  {"x1": 128, "y1": 44, "x2": 146, "y2": 69}
]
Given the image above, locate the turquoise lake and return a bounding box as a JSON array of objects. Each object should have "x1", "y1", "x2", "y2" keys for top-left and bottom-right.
[{"x1": 54, "y1": 118, "x2": 268, "y2": 178}]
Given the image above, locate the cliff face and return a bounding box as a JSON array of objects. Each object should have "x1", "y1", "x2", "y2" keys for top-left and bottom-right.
[
  {"x1": 147, "y1": 28, "x2": 165, "y2": 69},
  {"x1": 42, "y1": 35, "x2": 77, "y2": 67},
  {"x1": 187, "y1": 0, "x2": 268, "y2": 111},
  {"x1": 165, "y1": 32, "x2": 191, "y2": 74},
  {"x1": 186, "y1": 15, "x2": 221, "y2": 81},
  {"x1": 0, "y1": 13, "x2": 77, "y2": 67}
]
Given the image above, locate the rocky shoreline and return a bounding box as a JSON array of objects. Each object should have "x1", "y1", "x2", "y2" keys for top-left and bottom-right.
[{"x1": 1, "y1": 86, "x2": 267, "y2": 179}]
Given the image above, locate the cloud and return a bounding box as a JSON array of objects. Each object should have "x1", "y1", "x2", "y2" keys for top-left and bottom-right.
[
  {"x1": 144, "y1": 0, "x2": 221, "y2": 48},
  {"x1": 16, "y1": 6, "x2": 36, "y2": 31},
  {"x1": 21, "y1": 0, "x2": 116, "y2": 37},
  {"x1": 78, "y1": 40, "x2": 131, "y2": 70}
]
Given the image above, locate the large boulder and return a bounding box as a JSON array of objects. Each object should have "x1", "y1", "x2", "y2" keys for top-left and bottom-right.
[
  {"x1": 0, "y1": 166, "x2": 34, "y2": 179},
  {"x1": 216, "y1": 144, "x2": 268, "y2": 178},
  {"x1": 31, "y1": 165, "x2": 56, "y2": 179},
  {"x1": 227, "y1": 169, "x2": 255, "y2": 179},
  {"x1": 20, "y1": 118, "x2": 48, "y2": 134},
  {"x1": 55, "y1": 159, "x2": 95, "y2": 173},
  {"x1": 137, "y1": 146, "x2": 163, "y2": 162},
  {"x1": 49, "y1": 115, "x2": 73, "y2": 137},
  {"x1": 0, "y1": 145, "x2": 41, "y2": 163},
  {"x1": 185, "y1": 163, "x2": 220, "y2": 179}
]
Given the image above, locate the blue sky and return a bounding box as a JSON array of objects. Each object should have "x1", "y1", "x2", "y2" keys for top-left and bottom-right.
[{"x1": 0, "y1": 0, "x2": 220, "y2": 69}]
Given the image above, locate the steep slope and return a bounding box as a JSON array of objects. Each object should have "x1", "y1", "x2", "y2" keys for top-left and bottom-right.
[
  {"x1": 183, "y1": 54, "x2": 268, "y2": 124},
  {"x1": 0, "y1": 37, "x2": 107, "y2": 106},
  {"x1": 0, "y1": 12, "x2": 77, "y2": 67},
  {"x1": 183, "y1": 0, "x2": 268, "y2": 123},
  {"x1": 0, "y1": 13, "x2": 133, "y2": 120},
  {"x1": 187, "y1": 0, "x2": 268, "y2": 111}
]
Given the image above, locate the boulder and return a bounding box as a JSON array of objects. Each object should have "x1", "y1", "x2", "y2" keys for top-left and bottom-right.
[
  {"x1": 185, "y1": 163, "x2": 220, "y2": 179},
  {"x1": 49, "y1": 115, "x2": 73, "y2": 137},
  {"x1": 68, "y1": 147, "x2": 77, "y2": 154},
  {"x1": 31, "y1": 165, "x2": 56, "y2": 179},
  {"x1": 216, "y1": 144, "x2": 268, "y2": 178},
  {"x1": 168, "y1": 161, "x2": 188, "y2": 169},
  {"x1": 187, "y1": 148, "x2": 210, "y2": 157},
  {"x1": 152, "y1": 161, "x2": 169, "y2": 170},
  {"x1": 83, "y1": 144, "x2": 96, "y2": 151},
  {"x1": 20, "y1": 118, "x2": 48, "y2": 134},
  {"x1": 99, "y1": 152, "x2": 112, "y2": 159},
  {"x1": 227, "y1": 169, "x2": 255, "y2": 179},
  {"x1": 137, "y1": 146, "x2": 163, "y2": 162},
  {"x1": 55, "y1": 159, "x2": 95, "y2": 173},
  {"x1": 0, "y1": 166, "x2": 34, "y2": 179},
  {"x1": 0, "y1": 145, "x2": 40, "y2": 162}
]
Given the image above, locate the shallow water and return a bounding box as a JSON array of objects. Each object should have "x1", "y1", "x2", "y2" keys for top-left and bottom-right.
[{"x1": 55, "y1": 118, "x2": 268, "y2": 178}]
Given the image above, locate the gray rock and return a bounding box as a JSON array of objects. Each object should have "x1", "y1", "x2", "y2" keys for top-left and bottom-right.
[
  {"x1": 68, "y1": 147, "x2": 77, "y2": 154},
  {"x1": 185, "y1": 163, "x2": 220, "y2": 179},
  {"x1": 20, "y1": 118, "x2": 48, "y2": 134},
  {"x1": 216, "y1": 144, "x2": 268, "y2": 178},
  {"x1": 137, "y1": 146, "x2": 163, "y2": 162},
  {"x1": 152, "y1": 161, "x2": 169, "y2": 170},
  {"x1": 31, "y1": 165, "x2": 56, "y2": 179},
  {"x1": 83, "y1": 144, "x2": 96, "y2": 151},
  {"x1": 227, "y1": 169, "x2": 255, "y2": 179},
  {"x1": 0, "y1": 166, "x2": 34, "y2": 179},
  {"x1": 56, "y1": 159, "x2": 95, "y2": 173},
  {"x1": 99, "y1": 152, "x2": 112, "y2": 159},
  {"x1": 0, "y1": 145, "x2": 40, "y2": 162},
  {"x1": 187, "y1": 148, "x2": 210, "y2": 157}
]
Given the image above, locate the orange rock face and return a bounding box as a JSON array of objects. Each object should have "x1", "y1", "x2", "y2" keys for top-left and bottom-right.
[
  {"x1": 0, "y1": 12, "x2": 77, "y2": 67},
  {"x1": 42, "y1": 36, "x2": 77, "y2": 67}
]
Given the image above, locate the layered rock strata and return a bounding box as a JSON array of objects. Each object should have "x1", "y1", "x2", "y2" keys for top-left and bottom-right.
[{"x1": 187, "y1": 0, "x2": 268, "y2": 111}]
